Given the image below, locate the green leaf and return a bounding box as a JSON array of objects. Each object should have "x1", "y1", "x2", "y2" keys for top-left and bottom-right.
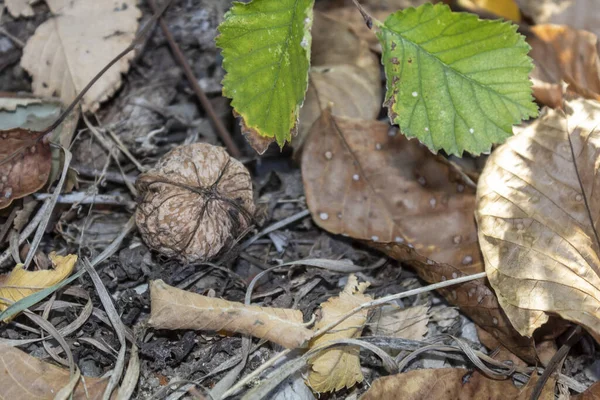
[
  {"x1": 217, "y1": 0, "x2": 314, "y2": 152},
  {"x1": 376, "y1": 3, "x2": 538, "y2": 156}
]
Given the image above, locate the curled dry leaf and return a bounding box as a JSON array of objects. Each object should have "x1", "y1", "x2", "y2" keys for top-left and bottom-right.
[
  {"x1": 0, "y1": 129, "x2": 51, "y2": 209},
  {"x1": 368, "y1": 304, "x2": 429, "y2": 339},
  {"x1": 307, "y1": 275, "x2": 371, "y2": 392},
  {"x1": 360, "y1": 368, "x2": 555, "y2": 400},
  {"x1": 136, "y1": 143, "x2": 254, "y2": 262},
  {"x1": 0, "y1": 253, "x2": 77, "y2": 318},
  {"x1": 148, "y1": 280, "x2": 312, "y2": 349},
  {"x1": 295, "y1": 11, "x2": 381, "y2": 152},
  {"x1": 302, "y1": 110, "x2": 537, "y2": 362},
  {"x1": 528, "y1": 24, "x2": 600, "y2": 108},
  {"x1": 21, "y1": 0, "x2": 141, "y2": 112},
  {"x1": 0, "y1": 343, "x2": 109, "y2": 399},
  {"x1": 476, "y1": 99, "x2": 600, "y2": 341}
]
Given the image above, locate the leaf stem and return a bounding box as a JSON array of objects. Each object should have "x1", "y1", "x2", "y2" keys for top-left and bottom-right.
[{"x1": 351, "y1": 0, "x2": 374, "y2": 29}]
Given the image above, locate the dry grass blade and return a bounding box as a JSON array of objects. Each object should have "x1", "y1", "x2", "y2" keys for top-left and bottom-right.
[{"x1": 83, "y1": 259, "x2": 128, "y2": 400}]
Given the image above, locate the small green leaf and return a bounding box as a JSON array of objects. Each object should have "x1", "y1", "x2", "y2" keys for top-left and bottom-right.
[
  {"x1": 377, "y1": 3, "x2": 538, "y2": 156},
  {"x1": 217, "y1": 0, "x2": 314, "y2": 152}
]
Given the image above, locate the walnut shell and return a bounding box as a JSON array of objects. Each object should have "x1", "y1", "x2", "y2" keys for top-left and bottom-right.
[{"x1": 135, "y1": 143, "x2": 254, "y2": 262}]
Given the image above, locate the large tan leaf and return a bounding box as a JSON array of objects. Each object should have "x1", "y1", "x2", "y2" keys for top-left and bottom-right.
[
  {"x1": 21, "y1": 0, "x2": 141, "y2": 112},
  {"x1": 295, "y1": 11, "x2": 381, "y2": 152},
  {"x1": 148, "y1": 280, "x2": 312, "y2": 349},
  {"x1": 301, "y1": 110, "x2": 537, "y2": 362},
  {"x1": 476, "y1": 99, "x2": 600, "y2": 340},
  {"x1": 0, "y1": 343, "x2": 109, "y2": 399},
  {"x1": 0, "y1": 253, "x2": 77, "y2": 318},
  {"x1": 307, "y1": 275, "x2": 371, "y2": 392},
  {"x1": 528, "y1": 24, "x2": 600, "y2": 108},
  {"x1": 360, "y1": 368, "x2": 554, "y2": 400}
]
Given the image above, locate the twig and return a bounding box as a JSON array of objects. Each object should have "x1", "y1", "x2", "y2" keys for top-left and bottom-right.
[
  {"x1": 351, "y1": 0, "x2": 373, "y2": 29},
  {"x1": 146, "y1": 0, "x2": 242, "y2": 159}
]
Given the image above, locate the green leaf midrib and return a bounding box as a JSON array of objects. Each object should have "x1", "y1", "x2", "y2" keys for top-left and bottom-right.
[
  {"x1": 386, "y1": 24, "x2": 531, "y2": 126},
  {"x1": 262, "y1": 0, "x2": 301, "y2": 135}
]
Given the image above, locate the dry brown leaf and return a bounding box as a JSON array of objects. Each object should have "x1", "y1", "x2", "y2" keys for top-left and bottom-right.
[
  {"x1": 476, "y1": 98, "x2": 600, "y2": 341},
  {"x1": 458, "y1": 0, "x2": 521, "y2": 21},
  {"x1": 573, "y1": 381, "x2": 600, "y2": 399},
  {"x1": 148, "y1": 280, "x2": 312, "y2": 349},
  {"x1": 0, "y1": 129, "x2": 52, "y2": 209},
  {"x1": 4, "y1": 0, "x2": 36, "y2": 18},
  {"x1": 295, "y1": 11, "x2": 381, "y2": 152},
  {"x1": 360, "y1": 369, "x2": 555, "y2": 400},
  {"x1": 517, "y1": 0, "x2": 600, "y2": 39},
  {"x1": 21, "y1": 0, "x2": 141, "y2": 112},
  {"x1": 0, "y1": 252, "x2": 77, "y2": 317},
  {"x1": 528, "y1": 24, "x2": 600, "y2": 108},
  {"x1": 0, "y1": 343, "x2": 110, "y2": 399},
  {"x1": 301, "y1": 110, "x2": 537, "y2": 362},
  {"x1": 307, "y1": 275, "x2": 371, "y2": 392},
  {"x1": 368, "y1": 304, "x2": 429, "y2": 339}
]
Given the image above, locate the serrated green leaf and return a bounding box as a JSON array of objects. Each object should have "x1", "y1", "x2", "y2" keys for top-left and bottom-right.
[
  {"x1": 217, "y1": 0, "x2": 314, "y2": 152},
  {"x1": 377, "y1": 3, "x2": 538, "y2": 156}
]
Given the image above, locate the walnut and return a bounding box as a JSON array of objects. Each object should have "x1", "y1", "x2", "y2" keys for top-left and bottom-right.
[{"x1": 135, "y1": 143, "x2": 254, "y2": 262}]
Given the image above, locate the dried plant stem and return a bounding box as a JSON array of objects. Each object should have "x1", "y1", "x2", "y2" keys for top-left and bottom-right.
[{"x1": 146, "y1": 0, "x2": 242, "y2": 159}]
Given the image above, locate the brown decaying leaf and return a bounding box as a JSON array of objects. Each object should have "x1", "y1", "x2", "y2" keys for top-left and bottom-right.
[
  {"x1": 148, "y1": 280, "x2": 312, "y2": 349},
  {"x1": 368, "y1": 304, "x2": 429, "y2": 339},
  {"x1": 20, "y1": 0, "x2": 140, "y2": 113},
  {"x1": 528, "y1": 24, "x2": 600, "y2": 108},
  {"x1": 360, "y1": 369, "x2": 555, "y2": 400},
  {"x1": 295, "y1": 11, "x2": 381, "y2": 153},
  {"x1": 136, "y1": 143, "x2": 255, "y2": 262},
  {"x1": 573, "y1": 381, "x2": 600, "y2": 400},
  {"x1": 476, "y1": 99, "x2": 600, "y2": 342},
  {"x1": 0, "y1": 252, "x2": 77, "y2": 318},
  {"x1": 301, "y1": 110, "x2": 537, "y2": 362},
  {"x1": 307, "y1": 275, "x2": 371, "y2": 392},
  {"x1": 0, "y1": 343, "x2": 110, "y2": 399},
  {"x1": 0, "y1": 129, "x2": 51, "y2": 209}
]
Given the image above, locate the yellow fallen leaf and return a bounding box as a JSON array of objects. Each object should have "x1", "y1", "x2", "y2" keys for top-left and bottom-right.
[
  {"x1": 476, "y1": 99, "x2": 600, "y2": 341},
  {"x1": 307, "y1": 275, "x2": 371, "y2": 392},
  {"x1": 21, "y1": 0, "x2": 141, "y2": 112},
  {"x1": 148, "y1": 280, "x2": 312, "y2": 349},
  {"x1": 460, "y1": 0, "x2": 521, "y2": 21},
  {"x1": 0, "y1": 252, "x2": 77, "y2": 317}
]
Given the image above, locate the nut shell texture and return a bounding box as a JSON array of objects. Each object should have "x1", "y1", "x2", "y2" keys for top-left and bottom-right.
[{"x1": 136, "y1": 143, "x2": 254, "y2": 262}]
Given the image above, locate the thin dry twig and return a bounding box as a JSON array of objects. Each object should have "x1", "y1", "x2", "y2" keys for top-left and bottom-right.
[{"x1": 146, "y1": 0, "x2": 242, "y2": 159}]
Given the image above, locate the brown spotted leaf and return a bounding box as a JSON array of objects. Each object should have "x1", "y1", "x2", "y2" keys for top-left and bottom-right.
[
  {"x1": 295, "y1": 11, "x2": 381, "y2": 153},
  {"x1": 302, "y1": 110, "x2": 536, "y2": 362},
  {"x1": 360, "y1": 369, "x2": 554, "y2": 400},
  {"x1": 528, "y1": 24, "x2": 600, "y2": 108},
  {"x1": 0, "y1": 343, "x2": 110, "y2": 399},
  {"x1": 148, "y1": 280, "x2": 312, "y2": 349},
  {"x1": 476, "y1": 99, "x2": 600, "y2": 341},
  {"x1": 0, "y1": 128, "x2": 51, "y2": 209}
]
